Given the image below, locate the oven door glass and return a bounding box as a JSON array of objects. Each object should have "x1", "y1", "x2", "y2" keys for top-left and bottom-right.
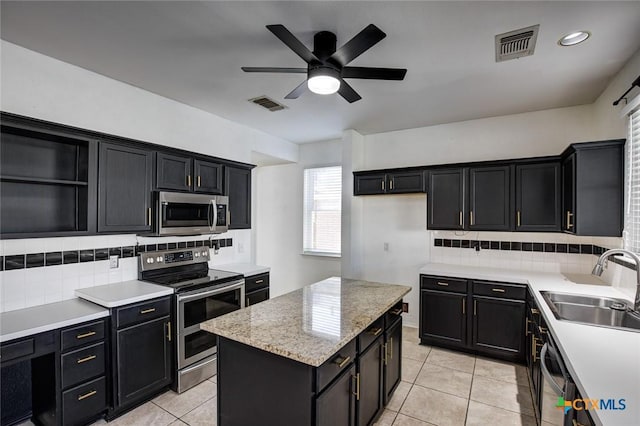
[
  {"x1": 162, "y1": 202, "x2": 210, "y2": 227},
  {"x1": 184, "y1": 330, "x2": 218, "y2": 360},
  {"x1": 183, "y1": 288, "x2": 242, "y2": 329}
]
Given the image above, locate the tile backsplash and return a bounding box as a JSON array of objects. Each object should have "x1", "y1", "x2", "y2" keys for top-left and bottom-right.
[{"x1": 0, "y1": 230, "x2": 251, "y2": 313}]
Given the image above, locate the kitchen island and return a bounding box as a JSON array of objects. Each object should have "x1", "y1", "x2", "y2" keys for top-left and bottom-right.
[{"x1": 203, "y1": 277, "x2": 411, "y2": 426}]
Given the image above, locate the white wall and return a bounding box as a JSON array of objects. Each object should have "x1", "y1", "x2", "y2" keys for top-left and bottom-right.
[{"x1": 255, "y1": 140, "x2": 342, "y2": 297}]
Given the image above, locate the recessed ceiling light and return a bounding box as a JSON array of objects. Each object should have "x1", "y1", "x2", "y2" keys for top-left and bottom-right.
[{"x1": 558, "y1": 31, "x2": 590, "y2": 46}]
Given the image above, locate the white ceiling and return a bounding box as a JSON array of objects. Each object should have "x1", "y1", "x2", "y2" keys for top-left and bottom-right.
[{"x1": 1, "y1": 1, "x2": 640, "y2": 144}]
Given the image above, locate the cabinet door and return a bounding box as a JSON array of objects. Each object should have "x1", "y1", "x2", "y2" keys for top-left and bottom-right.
[
  {"x1": 561, "y1": 153, "x2": 576, "y2": 233},
  {"x1": 387, "y1": 171, "x2": 424, "y2": 194},
  {"x1": 383, "y1": 319, "x2": 402, "y2": 405},
  {"x1": 156, "y1": 152, "x2": 192, "y2": 192},
  {"x1": 468, "y1": 166, "x2": 510, "y2": 231},
  {"x1": 116, "y1": 316, "x2": 171, "y2": 407},
  {"x1": 194, "y1": 159, "x2": 223, "y2": 194},
  {"x1": 420, "y1": 289, "x2": 467, "y2": 347},
  {"x1": 515, "y1": 163, "x2": 561, "y2": 232},
  {"x1": 354, "y1": 173, "x2": 386, "y2": 195},
  {"x1": 427, "y1": 169, "x2": 465, "y2": 230},
  {"x1": 316, "y1": 364, "x2": 356, "y2": 426},
  {"x1": 225, "y1": 166, "x2": 252, "y2": 229},
  {"x1": 98, "y1": 143, "x2": 153, "y2": 233},
  {"x1": 356, "y1": 335, "x2": 383, "y2": 426},
  {"x1": 472, "y1": 296, "x2": 525, "y2": 361}
]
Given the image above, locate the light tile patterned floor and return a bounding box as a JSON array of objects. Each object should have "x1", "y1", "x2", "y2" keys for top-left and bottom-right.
[{"x1": 19, "y1": 326, "x2": 535, "y2": 425}]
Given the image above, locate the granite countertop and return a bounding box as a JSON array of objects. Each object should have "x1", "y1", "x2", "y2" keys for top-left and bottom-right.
[
  {"x1": 75, "y1": 280, "x2": 174, "y2": 308},
  {"x1": 420, "y1": 263, "x2": 640, "y2": 426},
  {"x1": 214, "y1": 263, "x2": 270, "y2": 277},
  {"x1": 203, "y1": 277, "x2": 411, "y2": 367},
  {"x1": 0, "y1": 298, "x2": 109, "y2": 343}
]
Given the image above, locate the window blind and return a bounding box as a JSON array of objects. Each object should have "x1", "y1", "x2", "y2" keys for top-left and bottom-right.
[
  {"x1": 624, "y1": 107, "x2": 640, "y2": 252},
  {"x1": 303, "y1": 166, "x2": 342, "y2": 256}
]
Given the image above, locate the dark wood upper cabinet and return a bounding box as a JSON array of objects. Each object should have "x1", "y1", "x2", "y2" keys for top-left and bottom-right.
[
  {"x1": 354, "y1": 173, "x2": 387, "y2": 195},
  {"x1": 98, "y1": 142, "x2": 153, "y2": 233},
  {"x1": 353, "y1": 170, "x2": 424, "y2": 195},
  {"x1": 225, "y1": 166, "x2": 252, "y2": 229},
  {"x1": 427, "y1": 169, "x2": 465, "y2": 230},
  {"x1": 562, "y1": 140, "x2": 624, "y2": 236},
  {"x1": 156, "y1": 152, "x2": 192, "y2": 192},
  {"x1": 468, "y1": 166, "x2": 511, "y2": 231},
  {"x1": 386, "y1": 171, "x2": 424, "y2": 194},
  {"x1": 194, "y1": 159, "x2": 223, "y2": 194},
  {"x1": 515, "y1": 162, "x2": 561, "y2": 232}
]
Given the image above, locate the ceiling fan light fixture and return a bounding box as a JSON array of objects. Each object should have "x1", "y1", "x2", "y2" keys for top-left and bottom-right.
[{"x1": 307, "y1": 67, "x2": 341, "y2": 95}]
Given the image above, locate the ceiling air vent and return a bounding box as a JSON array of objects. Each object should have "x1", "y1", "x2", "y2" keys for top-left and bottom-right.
[
  {"x1": 495, "y1": 25, "x2": 540, "y2": 62},
  {"x1": 248, "y1": 95, "x2": 287, "y2": 112}
]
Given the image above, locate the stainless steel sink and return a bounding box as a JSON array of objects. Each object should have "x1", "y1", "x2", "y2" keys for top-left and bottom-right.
[{"x1": 541, "y1": 291, "x2": 640, "y2": 332}]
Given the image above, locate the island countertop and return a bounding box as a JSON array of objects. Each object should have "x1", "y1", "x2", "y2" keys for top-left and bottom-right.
[{"x1": 202, "y1": 277, "x2": 411, "y2": 367}]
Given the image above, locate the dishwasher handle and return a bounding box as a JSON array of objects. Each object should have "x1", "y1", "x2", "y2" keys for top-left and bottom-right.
[{"x1": 540, "y1": 343, "x2": 565, "y2": 397}]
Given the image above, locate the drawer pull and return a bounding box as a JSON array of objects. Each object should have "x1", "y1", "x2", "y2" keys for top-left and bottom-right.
[
  {"x1": 333, "y1": 355, "x2": 351, "y2": 368},
  {"x1": 538, "y1": 326, "x2": 547, "y2": 334},
  {"x1": 76, "y1": 331, "x2": 96, "y2": 339},
  {"x1": 78, "y1": 390, "x2": 97, "y2": 401},
  {"x1": 390, "y1": 308, "x2": 403, "y2": 315},
  {"x1": 255, "y1": 279, "x2": 264, "y2": 284},
  {"x1": 436, "y1": 282, "x2": 449, "y2": 286},
  {"x1": 389, "y1": 337, "x2": 393, "y2": 360},
  {"x1": 368, "y1": 327, "x2": 383, "y2": 336},
  {"x1": 525, "y1": 318, "x2": 532, "y2": 335},
  {"x1": 167, "y1": 321, "x2": 172, "y2": 342},
  {"x1": 531, "y1": 308, "x2": 540, "y2": 315},
  {"x1": 140, "y1": 308, "x2": 156, "y2": 314},
  {"x1": 383, "y1": 343, "x2": 388, "y2": 365},
  {"x1": 492, "y1": 288, "x2": 506, "y2": 293},
  {"x1": 77, "y1": 355, "x2": 97, "y2": 364}
]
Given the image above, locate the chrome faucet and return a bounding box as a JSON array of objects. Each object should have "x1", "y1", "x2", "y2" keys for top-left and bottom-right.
[{"x1": 592, "y1": 248, "x2": 640, "y2": 312}]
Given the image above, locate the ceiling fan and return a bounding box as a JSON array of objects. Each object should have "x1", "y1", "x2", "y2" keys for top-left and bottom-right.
[{"x1": 242, "y1": 24, "x2": 407, "y2": 103}]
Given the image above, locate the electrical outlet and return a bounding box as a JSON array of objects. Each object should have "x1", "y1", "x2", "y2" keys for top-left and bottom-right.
[
  {"x1": 402, "y1": 302, "x2": 409, "y2": 313},
  {"x1": 109, "y1": 255, "x2": 119, "y2": 269},
  {"x1": 383, "y1": 242, "x2": 389, "y2": 252}
]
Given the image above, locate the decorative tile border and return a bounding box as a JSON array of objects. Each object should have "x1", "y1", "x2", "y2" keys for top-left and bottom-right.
[{"x1": 1, "y1": 238, "x2": 233, "y2": 271}]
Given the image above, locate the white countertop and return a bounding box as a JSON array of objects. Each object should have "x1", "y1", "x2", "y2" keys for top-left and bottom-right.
[
  {"x1": 214, "y1": 263, "x2": 270, "y2": 277},
  {"x1": 75, "y1": 280, "x2": 174, "y2": 308},
  {"x1": 420, "y1": 263, "x2": 640, "y2": 426},
  {"x1": 0, "y1": 298, "x2": 109, "y2": 343}
]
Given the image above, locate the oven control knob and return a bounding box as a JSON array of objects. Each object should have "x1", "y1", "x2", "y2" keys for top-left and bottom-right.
[
  {"x1": 146, "y1": 258, "x2": 154, "y2": 264},
  {"x1": 194, "y1": 252, "x2": 200, "y2": 258},
  {"x1": 156, "y1": 256, "x2": 163, "y2": 262}
]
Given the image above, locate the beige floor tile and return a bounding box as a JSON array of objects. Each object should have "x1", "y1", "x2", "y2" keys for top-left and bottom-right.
[
  {"x1": 181, "y1": 397, "x2": 217, "y2": 426},
  {"x1": 152, "y1": 380, "x2": 217, "y2": 418},
  {"x1": 414, "y1": 363, "x2": 472, "y2": 398},
  {"x1": 386, "y1": 381, "x2": 413, "y2": 412},
  {"x1": 401, "y1": 358, "x2": 424, "y2": 383},
  {"x1": 400, "y1": 385, "x2": 468, "y2": 426},
  {"x1": 474, "y1": 357, "x2": 529, "y2": 387},
  {"x1": 402, "y1": 340, "x2": 431, "y2": 362},
  {"x1": 208, "y1": 374, "x2": 217, "y2": 384},
  {"x1": 393, "y1": 413, "x2": 436, "y2": 425},
  {"x1": 107, "y1": 401, "x2": 177, "y2": 426},
  {"x1": 425, "y1": 348, "x2": 475, "y2": 374},
  {"x1": 168, "y1": 420, "x2": 189, "y2": 426},
  {"x1": 373, "y1": 409, "x2": 398, "y2": 426},
  {"x1": 402, "y1": 326, "x2": 419, "y2": 344},
  {"x1": 466, "y1": 400, "x2": 537, "y2": 426},
  {"x1": 470, "y1": 376, "x2": 534, "y2": 417}
]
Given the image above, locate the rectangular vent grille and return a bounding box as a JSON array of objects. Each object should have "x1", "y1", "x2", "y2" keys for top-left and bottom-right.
[
  {"x1": 495, "y1": 25, "x2": 539, "y2": 62},
  {"x1": 249, "y1": 96, "x2": 286, "y2": 112}
]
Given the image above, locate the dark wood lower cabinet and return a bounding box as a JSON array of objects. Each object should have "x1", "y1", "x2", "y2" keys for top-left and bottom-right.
[
  {"x1": 357, "y1": 335, "x2": 384, "y2": 426},
  {"x1": 316, "y1": 365, "x2": 356, "y2": 426},
  {"x1": 472, "y1": 296, "x2": 525, "y2": 362},
  {"x1": 420, "y1": 289, "x2": 467, "y2": 348},
  {"x1": 383, "y1": 319, "x2": 402, "y2": 405}
]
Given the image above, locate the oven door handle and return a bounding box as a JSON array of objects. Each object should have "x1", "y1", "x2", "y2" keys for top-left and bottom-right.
[
  {"x1": 540, "y1": 343, "x2": 565, "y2": 397},
  {"x1": 177, "y1": 281, "x2": 244, "y2": 302}
]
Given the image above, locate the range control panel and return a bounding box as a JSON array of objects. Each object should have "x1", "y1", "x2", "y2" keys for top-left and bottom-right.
[{"x1": 139, "y1": 248, "x2": 210, "y2": 271}]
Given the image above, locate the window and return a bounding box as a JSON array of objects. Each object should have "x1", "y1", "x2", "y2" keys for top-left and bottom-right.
[
  {"x1": 303, "y1": 166, "x2": 342, "y2": 256},
  {"x1": 624, "y1": 106, "x2": 640, "y2": 252}
]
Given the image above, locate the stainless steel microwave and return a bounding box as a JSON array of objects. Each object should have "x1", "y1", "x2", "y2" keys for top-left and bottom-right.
[{"x1": 154, "y1": 191, "x2": 229, "y2": 236}]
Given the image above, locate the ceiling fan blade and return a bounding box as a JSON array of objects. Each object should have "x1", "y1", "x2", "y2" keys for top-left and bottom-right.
[
  {"x1": 338, "y1": 80, "x2": 362, "y2": 103},
  {"x1": 342, "y1": 67, "x2": 407, "y2": 80},
  {"x1": 330, "y1": 24, "x2": 386, "y2": 66},
  {"x1": 285, "y1": 80, "x2": 308, "y2": 99},
  {"x1": 241, "y1": 67, "x2": 307, "y2": 74},
  {"x1": 266, "y1": 24, "x2": 319, "y2": 64}
]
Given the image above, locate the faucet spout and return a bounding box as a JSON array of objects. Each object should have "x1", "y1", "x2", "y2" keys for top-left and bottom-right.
[{"x1": 592, "y1": 248, "x2": 640, "y2": 312}]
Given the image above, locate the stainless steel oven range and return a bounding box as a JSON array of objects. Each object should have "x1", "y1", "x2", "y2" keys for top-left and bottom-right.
[{"x1": 139, "y1": 248, "x2": 244, "y2": 393}]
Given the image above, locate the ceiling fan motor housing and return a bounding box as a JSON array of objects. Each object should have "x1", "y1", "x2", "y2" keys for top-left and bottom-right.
[{"x1": 313, "y1": 31, "x2": 337, "y2": 61}]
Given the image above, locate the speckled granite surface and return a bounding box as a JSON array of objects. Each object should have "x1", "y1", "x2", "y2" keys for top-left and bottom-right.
[{"x1": 202, "y1": 277, "x2": 411, "y2": 366}]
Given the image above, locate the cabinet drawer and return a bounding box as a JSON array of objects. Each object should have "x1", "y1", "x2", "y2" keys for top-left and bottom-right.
[
  {"x1": 316, "y1": 338, "x2": 356, "y2": 392},
  {"x1": 245, "y1": 272, "x2": 269, "y2": 293},
  {"x1": 358, "y1": 317, "x2": 385, "y2": 353},
  {"x1": 61, "y1": 320, "x2": 106, "y2": 352},
  {"x1": 472, "y1": 281, "x2": 526, "y2": 300},
  {"x1": 0, "y1": 338, "x2": 34, "y2": 364},
  {"x1": 385, "y1": 301, "x2": 404, "y2": 329},
  {"x1": 420, "y1": 275, "x2": 468, "y2": 293},
  {"x1": 61, "y1": 342, "x2": 106, "y2": 389},
  {"x1": 62, "y1": 376, "x2": 107, "y2": 426},
  {"x1": 116, "y1": 297, "x2": 171, "y2": 329}
]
